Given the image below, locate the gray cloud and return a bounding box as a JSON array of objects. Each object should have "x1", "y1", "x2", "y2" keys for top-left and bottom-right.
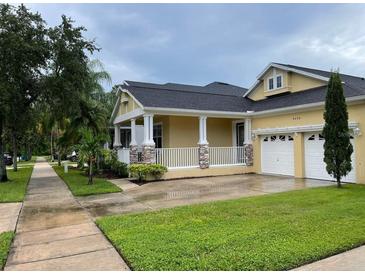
[{"x1": 27, "y1": 4, "x2": 365, "y2": 90}]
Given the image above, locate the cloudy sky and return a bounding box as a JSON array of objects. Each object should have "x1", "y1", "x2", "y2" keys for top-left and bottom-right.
[{"x1": 28, "y1": 4, "x2": 365, "y2": 90}]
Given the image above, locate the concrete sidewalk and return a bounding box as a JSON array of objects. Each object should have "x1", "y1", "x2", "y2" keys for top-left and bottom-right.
[
  {"x1": 0, "y1": 203, "x2": 22, "y2": 233},
  {"x1": 294, "y1": 245, "x2": 365, "y2": 271},
  {"x1": 5, "y1": 157, "x2": 129, "y2": 271}
]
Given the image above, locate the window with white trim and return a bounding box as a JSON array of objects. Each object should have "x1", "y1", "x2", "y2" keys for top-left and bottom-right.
[
  {"x1": 276, "y1": 75, "x2": 282, "y2": 88},
  {"x1": 267, "y1": 74, "x2": 284, "y2": 91},
  {"x1": 153, "y1": 124, "x2": 163, "y2": 148},
  {"x1": 120, "y1": 129, "x2": 131, "y2": 148}
]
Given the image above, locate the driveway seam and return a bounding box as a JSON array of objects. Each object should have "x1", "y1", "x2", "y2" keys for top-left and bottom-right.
[
  {"x1": 6, "y1": 247, "x2": 114, "y2": 267},
  {"x1": 12, "y1": 232, "x2": 100, "y2": 248}
]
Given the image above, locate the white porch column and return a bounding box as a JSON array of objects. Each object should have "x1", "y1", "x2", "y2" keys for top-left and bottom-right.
[
  {"x1": 198, "y1": 116, "x2": 208, "y2": 145},
  {"x1": 198, "y1": 116, "x2": 209, "y2": 169},
  {"x1": 143, "y1": 114, "x2": 155, "y2": 145},
  {"x1": 113, "y1": 124, "x2": 121, "y2": 147},
  {"x1": 130, "y1": 119, "x2": 137, "y2": 146},
  {"x1": 244, "y1": 118, "x2": 252, "y2": 144},
  {"x1": 244, "y1": 118, "x2": 253, "y2": 166},
  {"x1": 142, "y1": 114, "x2": 155, "y2": 163}
]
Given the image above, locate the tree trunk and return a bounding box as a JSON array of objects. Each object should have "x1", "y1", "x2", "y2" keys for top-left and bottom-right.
[
  {"x1": 50, "y1": 131, "x2": 54, "y2": 162},
  {"x1": 0, "y1": 120, "x2": 8, "y2": 182},
  {"x1": 88, "y1": 160, "x2": 93, "y2": 185},
  {"x1": 57, "y1": 150, "x2": 61, "y2": 166},
  {"x1": 336, "y1": 176, "x2": 342, "y2": 188},
  {"x1": 96, "y1": 155, "x2": 100, "y2": 173},
  {"x1": 12, "y1": 134, "x2": 18, "y2": 172},
  {"x1": 27, "y1": 145, "x2": 32, "y2": 161}
]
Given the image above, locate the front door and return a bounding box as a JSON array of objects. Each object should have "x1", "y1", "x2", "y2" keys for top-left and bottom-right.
[{"x1": 236, "y1": 123, "x2": 245, "y2": 146}]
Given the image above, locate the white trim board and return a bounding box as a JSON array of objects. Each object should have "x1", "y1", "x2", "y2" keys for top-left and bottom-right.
[
  {"x1": 109, "y1": 92, "x2": 121, "y2": 123},
  {"x1": 232, "y1": 120, "x2": 245, "y2": 147},
  {"x1": 119, "y1": 87, "x2": 144, "y2": 109},
  {"x1": 243, "y1": 63, "x2": 329, "y2": 98},
  {"x1": 252, "y1": 122, "x2": 359, "y2": 135},
  {"x1": 144, "y1": 107, "x2": 247, "y2": 119},
  {"x1": 114, "y1": 108, "x2": 145, "y2": 125}
]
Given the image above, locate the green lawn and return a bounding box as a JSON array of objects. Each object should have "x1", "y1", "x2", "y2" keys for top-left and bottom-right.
[
  {"x1": 0, "y1": 159, "x2": 35, "y2": 202},
  {"x1": 0, "y1": 232, "x2": 14, "y2": 270},
  {"x1": 97, "y1": 184, "x2": 365, "y2": 271},
  {"x1": 53, "y1": 166, "x2": 121, "y2": 196}
]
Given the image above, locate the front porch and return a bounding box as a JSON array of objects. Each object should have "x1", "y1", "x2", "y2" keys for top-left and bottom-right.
[{"x1": 113, "y1": 113, "x2": 254, "y2": 177}]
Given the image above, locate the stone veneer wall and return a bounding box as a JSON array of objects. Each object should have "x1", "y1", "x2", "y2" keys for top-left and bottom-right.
[
  {"x1": 244, "y1": 144, "x2": 253, "y2": 166},
  {"x1": 142, "y1": 144, "x2": 156, "y2": 164},
  {"x1": 198, "y1": 144, "x2": 209, "y2": 169},
  {"x1": 129, "y1": 145, "x2": 138, "y2": 164}
]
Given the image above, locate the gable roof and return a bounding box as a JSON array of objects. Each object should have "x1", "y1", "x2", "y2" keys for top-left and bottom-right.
[
  {"x1": 114, "y1": 63, "x2": 365, "y2": 119},
  {"x1": 243, "y1": 62, "x2": 331, "y2": 97},
  {"x1": 275, "y1": 63, "x2": 365, "y2": 91},
  {"x1": 125, "y1": 80, "x2": 247, "y2": 97},
  {"x1": 120, "y1": 81, "x2": 251, "y2": 113}
]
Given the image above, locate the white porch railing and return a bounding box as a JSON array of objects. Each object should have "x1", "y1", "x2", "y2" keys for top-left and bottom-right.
[
  {"x1": 155, "y1": 147, "x2": 199, "y2": 168},
  {"x1": 117, "y1": 148, "x2": 130, "y2": 164},
  {"x1": 209, "y1": 146, "x2": 245, "y2": 166}
]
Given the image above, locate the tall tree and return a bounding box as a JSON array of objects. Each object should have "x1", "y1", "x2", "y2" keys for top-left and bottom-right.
[
  {"x1": 45, "y1": 15, "x2": 98, "y2": 166},
  {"x1": 323, "y1": 72, "x2": 353, "y2": 188},
  {"x1": 0, "y1": 4, "x2": 49, "y2": 178}
]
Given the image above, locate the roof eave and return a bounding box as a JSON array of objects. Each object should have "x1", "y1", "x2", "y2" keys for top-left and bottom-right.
[{"x1": 243, "y1": 63, "x2": 330, "y2": 98}]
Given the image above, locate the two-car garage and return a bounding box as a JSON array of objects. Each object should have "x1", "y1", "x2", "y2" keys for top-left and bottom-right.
[{"x1": 261, "y1": 132, "x2": 356, "y2": 182}]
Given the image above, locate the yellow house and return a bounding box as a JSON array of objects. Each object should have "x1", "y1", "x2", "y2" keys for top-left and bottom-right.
[{"x1": 110, "y1": 63, "x2": 364, "y2": 183}]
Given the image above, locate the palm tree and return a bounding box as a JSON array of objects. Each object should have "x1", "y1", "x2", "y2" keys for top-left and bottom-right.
[
  {"x1": 87, "y1": 59, "x2": 112, "y2": 101},
  {"x1": 76, "y1": 128, "x2": 106, "y2": 184}
]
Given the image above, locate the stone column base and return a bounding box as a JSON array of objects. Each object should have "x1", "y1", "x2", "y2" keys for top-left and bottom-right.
[
  {"x1": 244, "y1": 144, "x2": 253, "y2": 166},
  {"x1": 142, "y1": 144, "x2": 156, "y2": 164},
  {"x1": 198, "y1": 144, "x2": 209, "y2": 169},
  {"x1": 113, "y1": 146, "x2": 121, "y2": 154},
  {"x1": 129, "y1": 145, "x2": 138, "y2": 164}
]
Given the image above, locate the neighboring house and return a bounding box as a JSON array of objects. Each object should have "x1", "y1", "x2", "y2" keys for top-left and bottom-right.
[{"x1": 110, "y1": 63, "x2": 364, "y2": 183}]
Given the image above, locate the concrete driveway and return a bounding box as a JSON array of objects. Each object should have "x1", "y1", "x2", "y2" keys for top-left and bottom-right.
[{"x1": 77, "y1": 174, "x2": 333, "y2": 219}]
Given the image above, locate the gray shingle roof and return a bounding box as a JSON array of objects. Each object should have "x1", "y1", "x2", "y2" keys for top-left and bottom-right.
[
  {"x1": 121, "y1": 64, "x2": 365, "y2": 114},
  {"x1": 123, "y1": 81, "x2": 252, "y2": 112},
  {"x1": 250, "y1": 84, "x2": 365, "y2": 112},
  {"x1": 125, "y1": 80, "x2": 247, "y2": 97}
]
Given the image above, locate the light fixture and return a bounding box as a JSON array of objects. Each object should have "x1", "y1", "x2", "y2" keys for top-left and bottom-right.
[{"x1": 353, "y1": 127, "x2": 361, "y2": 137}]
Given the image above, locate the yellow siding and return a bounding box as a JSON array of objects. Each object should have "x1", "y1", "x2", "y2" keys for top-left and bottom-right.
[
  {"x1": 118, "y1": 92, "x2": 140, "y2": 115},
  {"x1": 167, "y1": 116, "x2": 199, "y2": 147},
  {"x1": 163, "y1": 165, "x2": 254, "y2": 180},
  {"x1": 163, "y1": 116, "x2": 233, "y2": 148},
  {"x1": 251, "y1": 103, "x2": 365, "y2": 183},
  {"x1": 207, "y1": 118, "x2": 233, "y2": 147},
  {"x1": 294, "y1": 133, "x2": 305, "y2": 178},
  {"x1": 290, "y1": 73, "x2": 325, "y2": 92},
  {"x1": 248, "y1": 68, "x2": 327, "y2": 101}
]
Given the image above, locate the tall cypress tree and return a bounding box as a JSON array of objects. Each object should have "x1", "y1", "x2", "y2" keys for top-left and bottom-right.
[{"x1": 322, "y1": 71, "x2": 353, "y2": 188}]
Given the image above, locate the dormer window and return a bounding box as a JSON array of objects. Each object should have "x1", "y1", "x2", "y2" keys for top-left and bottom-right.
[
  {"x1": 267, "y1": 74, "x2": 283, "y2": 91},
  {"x1": 276, "y1": 75, "x2": 282, "y2": 88}
]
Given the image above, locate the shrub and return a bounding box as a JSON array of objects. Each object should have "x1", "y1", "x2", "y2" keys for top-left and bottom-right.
[
  {"x1": 100, "y1": 149, "x2": 116, "y2": 170},
  {"x1": 129, "y1": 163, "x2": 168, "y2": 182},
  {"x1": 100, "y1": 149, "x2": 128, "y2": 178},
  {"x1": 111, "y1": 161, "x2": 128, "y2": 178}
]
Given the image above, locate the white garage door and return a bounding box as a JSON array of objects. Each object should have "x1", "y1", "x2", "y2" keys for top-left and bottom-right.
[
  {"x1": 304, "y1": 132, "x2": 356, "y2": 182},
  {"x1": 261, "y1": 134, "x2": 295, "y2": 176}
]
